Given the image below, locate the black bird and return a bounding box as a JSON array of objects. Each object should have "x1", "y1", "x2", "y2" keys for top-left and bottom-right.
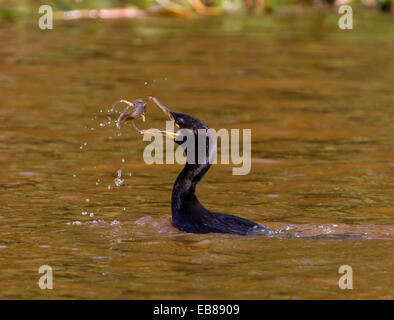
[{"x1": 138, "y1": 97, "x2": 272, "y2": 236}]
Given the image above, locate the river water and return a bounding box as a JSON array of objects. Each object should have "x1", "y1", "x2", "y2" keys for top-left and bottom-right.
[{"x1": 0, "y1": 11, "x2": 393, "y2": 299}]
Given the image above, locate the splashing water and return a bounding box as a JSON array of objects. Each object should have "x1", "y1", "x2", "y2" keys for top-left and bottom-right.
[
  {"x1": 114, "y1": 169, "x2": 124, "y2": 187},
  {"x1": 110, "y1": 99, "x2": 133, "y2": 130},
  {"x1": 73, "y1": 98, "x2": 143, "y2": 223}
]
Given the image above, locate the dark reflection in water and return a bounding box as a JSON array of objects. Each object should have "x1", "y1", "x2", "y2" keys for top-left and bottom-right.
[{"x1": 0, "y1": 13, "x2": 393, "y2": 299}]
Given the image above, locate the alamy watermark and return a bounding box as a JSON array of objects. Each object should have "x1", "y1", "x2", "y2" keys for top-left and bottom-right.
[
  {"x1": 38, "y1": 265, "x2": 53, "y2": 289},
  {"x1": 338, "y1": 5, "x2": 353, "y2": 30},
  {"x1": 142, "y1": 122, "x2": 251, "y2": 175},
  {"x1": 338, "y1": 265, "x2": 353, "y2": 290},
  {"x1": 38, "y1": 5, "x2": 53, "y2": 30}
]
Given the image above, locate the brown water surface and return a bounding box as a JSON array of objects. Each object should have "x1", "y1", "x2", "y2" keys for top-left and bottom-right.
[{"x1": 0, "y1": 12, "x2": 393, "y2": 299}]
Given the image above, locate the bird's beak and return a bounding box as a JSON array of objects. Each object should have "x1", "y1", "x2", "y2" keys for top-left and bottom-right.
[
  {"x1": 141, "y1": 96, "x2": 179, "y2": 139},
  {"x1": 148, "y1": 96, "x2": 174, "y2": 121}
]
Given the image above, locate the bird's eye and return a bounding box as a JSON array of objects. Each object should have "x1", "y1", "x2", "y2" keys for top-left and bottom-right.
[{"x1": 175, "y1": 118, "x2": 183, "y2": 126}]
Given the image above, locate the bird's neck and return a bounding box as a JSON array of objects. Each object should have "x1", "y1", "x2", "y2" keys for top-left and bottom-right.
[
  {"x1": 171, "y1": 128, "x2": 216, "y2": 220},
  {"x1": 171, "y1": 128, "x2": 217, "y2": 221},
  {"x1": 171, "y1": 162, "x2": 211, "y2": 216}
]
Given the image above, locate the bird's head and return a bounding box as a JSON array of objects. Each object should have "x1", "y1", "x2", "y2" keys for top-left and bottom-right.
[
  {"x1": 147, "y1": 96, "x2": 209, "y2": 146},
  {"x1": 137, "y1": 97, "x2": 217, "y2": 165},
  {"x1": 120, "y1": 96, "x2": 216, "y2": 164}
]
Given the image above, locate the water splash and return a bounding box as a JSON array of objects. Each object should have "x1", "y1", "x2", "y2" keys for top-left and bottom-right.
[
  {"x1": 75, "y1": 99, "x2": 142, "y2": 221},
  {"x1": 110, "y1": 99, "x2": 134, "y2": 130},
  {"x1": 114, "y1": 169, "x2": 124, "y2": 187}
]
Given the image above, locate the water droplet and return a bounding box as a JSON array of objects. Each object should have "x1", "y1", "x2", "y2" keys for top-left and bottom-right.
[
  {"x1": 85, "y1": 199, "x2": 90, "y2": 203},
  {"x1": 89, "y1": 213, "x2": 94, "y2": 217},
  {"x1": 82, "y1": 211, "x2": 88, "y2": 216},
  {"x1": 114, "y1": 178, "x2": 124, "y2": 187},
  {"x1": 114, "y1": 169, "x2": 124, "y2": 187}
]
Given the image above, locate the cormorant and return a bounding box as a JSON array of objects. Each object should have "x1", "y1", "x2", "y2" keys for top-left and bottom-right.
[{"x1": 126, "y1": 97, "x2": 273, "y2": 235}]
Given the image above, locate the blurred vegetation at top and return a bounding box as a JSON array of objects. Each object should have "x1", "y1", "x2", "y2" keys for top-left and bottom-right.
[{"x1": 0, "y1": 0, "x2": 393, "y2": 22}]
